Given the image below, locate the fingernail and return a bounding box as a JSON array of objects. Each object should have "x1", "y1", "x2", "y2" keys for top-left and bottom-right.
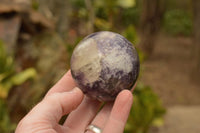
[{"x1": 69, "y1": 87, "x2": 81, "y2": 93}]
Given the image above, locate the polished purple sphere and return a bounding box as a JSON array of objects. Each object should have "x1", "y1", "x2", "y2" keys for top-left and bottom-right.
[{"x1": 70, "y1": 31, "x2": 139, "y2": 101}]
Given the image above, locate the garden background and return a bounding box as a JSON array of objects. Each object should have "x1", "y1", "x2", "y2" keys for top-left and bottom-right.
[{"x1": 0, "y1": 0, "x2": 200, "y2": 133}]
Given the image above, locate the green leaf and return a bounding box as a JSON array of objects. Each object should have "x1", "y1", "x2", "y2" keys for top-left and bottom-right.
[
  {"x1": 9, "y1": 68, "x2": 37, "y2": 86},
  {"x1": 95, "y1": 18, "x2": 112, "y2": 30},
  {"x1": 152, "y1": 117, "x2": 165, "y2": 127},
  {"x1": 117, "y1": 0, "x2": 136, "y2": 8},
  {"x1": 0, "y1": 68, "x2": 37, "y2": 99}
]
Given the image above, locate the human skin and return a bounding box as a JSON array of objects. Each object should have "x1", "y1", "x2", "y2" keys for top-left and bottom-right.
[{"x1": 15, "y1": 70, "x2": 134, "y2": 133}]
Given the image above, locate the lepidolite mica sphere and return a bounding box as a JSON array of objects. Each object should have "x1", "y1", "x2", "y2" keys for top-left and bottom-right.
[{"x1": 70, "y1": 31, "x2": 140, "y2": 101}]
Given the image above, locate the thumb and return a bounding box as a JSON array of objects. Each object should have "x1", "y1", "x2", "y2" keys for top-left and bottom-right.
[{"x1": 28, "y1": 87, "x2": 84, "y2": 123}]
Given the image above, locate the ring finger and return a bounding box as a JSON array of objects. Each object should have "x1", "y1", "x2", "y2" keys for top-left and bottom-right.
[
  {"x1": 85, "y1": 102, "x2": 113, "y2": 133},
  {"x1": 64, "y1": 96, "x2": 102, "y2": 132}
]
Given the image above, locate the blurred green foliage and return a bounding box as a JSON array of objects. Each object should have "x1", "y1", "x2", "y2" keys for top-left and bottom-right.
[
  {"x1": 70, "y1": 0, "x2": 140, "y2": 31},
  {"x1": 163, "y1": 9, "x2": 193, "y2": 36},
  {"x1": 94, "y1": 18, "x2": 112, "y2": 31},
  {"x1": 121, "y1": 7, "x2": 140, "y2": 26},
  {"x1": 117, "y1": 0, "x2": 136, "y2": 8},
  {"x1": 31, "y1": 0, "x2": 39, "y2": 10},
  {"x1": 65, "y1": 37, "x2": 83, "y2": 60},
  {"x1": 0, "y1": 41, "x2": 37, "y2": 133},
  {"x1": 125, "y1": 83, "x2": 166, "y2": 133},
  {"x1": 0, "y1": 41, "x2": 13, "y2": 76},
  {"x1": 0, "y1": 100, "x2": 16, "y2": 133},
  {"x1": 0, "y1": 41, "x2": 37, "y2": 99},
  {"x1": 123, "y1": 25, "x2": 138, "y2": 45}
]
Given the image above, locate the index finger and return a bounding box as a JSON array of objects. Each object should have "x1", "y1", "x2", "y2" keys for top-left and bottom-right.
[{"x1": 46, "y1": 70, "x2": 76, "y2": 96}]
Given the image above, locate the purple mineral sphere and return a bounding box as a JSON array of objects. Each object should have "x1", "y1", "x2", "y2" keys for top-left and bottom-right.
[{"x1": 70, "y1": 31, "x2": 140, "y2": 101}]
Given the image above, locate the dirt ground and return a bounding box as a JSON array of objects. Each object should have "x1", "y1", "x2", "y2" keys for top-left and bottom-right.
[
  {"x1": 140, "y1": 33, "x2": 200, "y2": 133},
  {"x1": 159, "y1": 106, "x2": 200, "y2": 133},
  {"x1": 140, "y1": 33, "x2": 200, "y2": 106}
]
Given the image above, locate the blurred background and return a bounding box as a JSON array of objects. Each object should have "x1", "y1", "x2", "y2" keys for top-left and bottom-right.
[{"x1": 0, "y1": 0, "x2": 200, "y2": 133}]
